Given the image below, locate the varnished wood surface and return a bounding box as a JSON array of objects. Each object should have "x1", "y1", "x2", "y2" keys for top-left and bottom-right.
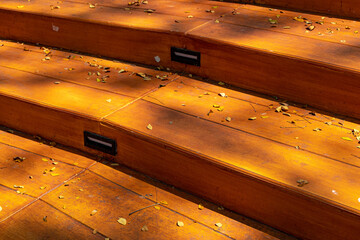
[
  {"x1": 0, "y1": 129, "x2": 287, "y2": 240},
  {"x1": 1, "y1": 0, "x2": 360, "y2": 118},
  {"x1": 1, "y1": 40, "x2": 360, "y2": 239}
]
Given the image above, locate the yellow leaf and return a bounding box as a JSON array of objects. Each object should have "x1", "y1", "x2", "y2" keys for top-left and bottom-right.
[
  {"x1": 58, "y1": 195, "x2": 64, "y2": 199},
  {"x1": 225, "y1": 117, "x2": 231, "y2": 122},
  {"x1": 40, "y1": 186, "x2": 46, "y2": 190},
  {"x1": 90, "y1": 209, "x2": 98, "y2": 216},
  {"x1": 117, "y1": 217, "x2": 127, "y2": 225},
  {"x1": 213, "y1": 104, "x2": 220, "y2": 108},
  {"x1": 187, "y1": 15, "x2": 194, "y2": 18},
  {"x1": 154, "y1": 206, "x2": 160, "y2": 210},
  {"x1": 89, "y1": 3, "x2": 96, "y2": 8},
  {"x1": 248, "y1": 117, "x2": 257, "y2": 120},
  {"x1": 261, "y1": 116, "x2": 269, "y2": 119},
  {"x1": 50, "y1": 173, "x2": 59, "y2": 177},
  {"x1": 147, "y1": 124, "x2": 153, "y2": 130},
  {"x1": 42, "y1": 158, "x2": 48, "y2": 162},
  {"x1": 217, "y1": 106, "x2": 224, "y2": 112},
  {"x1": 342, "y1": 137, "x2": 352, "y2": 141},
  {"x1": 198, "y1": 204, "x2": 204, "y2": 210},
  {"x1": 215, "y1": 222, "x2": 222, "y2": 228},
  {"x1": 177, "y1": 221, "x2": 184, "y2": 227},
  {"x1": 17, "y1": 5, "x2": 24, "y2": 8}
]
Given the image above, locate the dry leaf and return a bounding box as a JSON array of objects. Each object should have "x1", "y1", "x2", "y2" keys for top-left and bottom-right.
[
  {"x1": 217, "y1": 106, "x2": 224, "y2": 112},
  {"x1": 42, "y1": 158, "x2": 48, "y2": 162},
  {"x1": 198, "y1": 204, "x2": 204, "y2": 210},
  {"x1": 92, "y1": 229, "x2": 97, "y2": 234},
  {"x1": 219, "y1": 93, "x2": 226, "y2": 97},
  {"x1": 313, "y1": 128, "x2": 322, "y2": 132},
  {"x1": 261, "y1": 116, "x2": 269, "y2": 119},
  {"x1": 160, "y1": 201, "x2": 168, "y2": 205},
  {"x1": 248, "y1": 117, "x2": 257, "y2": 120},
  {"x1": 51, "y1": 173, "x2": 60, "y2": 177},
  {"x1": 117, "y1": 217, "x2": 127, "y2": 225},
  {"x1": 275, "y1": 106, "x2": 282, "y2": 112},
  {"x1": 89, "y1": 3, "x2": 96, "y2": 8},
  {"x1": 177, "y1": 221, "x2": 184, "y2": 227},
  {"x1": 215, "y1": 19, "x2": 220, "y2": 23},
  {"x1": 90, "y1": 209, "x2": 98, "y2": 216},
  {"x1": 306, "y1": 25, "x2": 315, "y2": 31},
  {"x1": 0, "y1": 206, "x2": 2, "y2": 212},
  {"x1": 213, "y1": 104, "x2": 220, "y2": 108},
  {"x1": 154, "y1": 206, "x2": 160, "y2": 210},
  {"x1": 144, "y1": 9, "x2": 155, "y2": 13},
  {"x1": 187, "y1": 15, "x2": 194, "y2": 18},
  {"x1": 43, "y1": 216, "x2": 47, "y2": 222},
  {"x1": 40, "y1": 186, "x2": 46, "y2": 190},
  {"x1": 342, "y1": 137, "x2": 352, "y2": 141},
  {"x1": 268, "y1": 18, "x2": 278, "y2": 24},
  {"x1": 58, "y1": 195, "x2": 64, "y2": 199},
  {"x1": 297, "y1": 179, "x2": 309, "y2": 187},
  {"x1": 147, "y1": 124, "x2": 153, "y2": 130},
  {"x1": 141, "y1": 225, "x2": 149, "y2": 232},
  {"x1": 283, "y1": 112, "x2": 291, "y2": 117},
  {"x1": 215, "y1": 222, "x2": 222, "y2": 228},
  {"x1": 225, "y1": 117, "x2": 231, "y2": 122}
]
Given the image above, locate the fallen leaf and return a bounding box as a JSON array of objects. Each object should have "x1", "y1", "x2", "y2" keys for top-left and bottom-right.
[
  {"x1": 198, "y1": 204, "x2": 204, "y2": 210},
  {"x1": 297, "y1": 179, "x2": 309, "y2": 187},
  {"x1": 275, "y1": 106, "x2": 282, "y2": 112},
  {"x1": 283, "y1": 112, "x2": 291, "y2": 117},
  {"x1": 118, "y1": 69, "x2": 127, "y2": 73},
  {"x1": 40, "y1": 186, "x2": 46, "y2": 190},
  {"x1": 225, "y1": 117, "x2": 231, "y2": 122},
  {"x1": 306, "y1": 25, "x2": 315, "y2": 31},
  {"x1": 283, "y1": 26, "x2": 291, "y2": 29},
  {"x1": 117, "y1": 217, "x2": 127, "y2": 225},
  {"x1": 147, "y1": 124, "x2": 153, "y2": 130},
  {"x1": 13, "y1": 156, "x2": 25, "y2": 162},
  {"x1": 42, "y1": 158, "x2": 48, "y2": 162},
  {"x1": 0, "y1": 206, "x2": 2, "y2": 212},
  {"x1": 187, "y1": 15, "x2": 194, "y2": 18},
  {"x1": 58, "y1": 195, "x2": 64, "y2": 199},
  {"x1": 144, "y1": 9, "x2": 155, "y2": 13},
  {"x1": 219, "y1": 93, "x2": 226, "y2": 97},
  {"x1": 177, "y1": 221, "x2": 184, "y2": 227},
  {"x1": 213, "y1": 104, "x2": 220, "y2": 108},
  {"x1": 160, "y1": 201, "x2": 168, "y2": 205},
  {"x1": 261, "y1": 116, "x2": 269, "y2": 119},
  {"x1": 342, "y1": 137, "x2": 352, "y2": 141},
  {"x1": 218, "y1": 82, "x2": 225, "y2": 86},
  {"x1": 17, "y1": 5, "x2": 24, "y2": 8},
  {"x1": 92, "y1": 229, "x2": 97, "y2": 234},
  {"x1": 218, "y1": 206, "x2": 224, "y2": 210},
  {"x1": 50, "y1": 173, "x2": 60, "y2": 177},
  {"x1": 268, "y1": 18, "x2": 278, "y2": 24},
  {"x1": 141, "y1": 225, "x2": 149, "y2": 232},
  {"x1": 215, "y1": 222, "x2": 222, "y2": 228},
  {"x1": 248, "y1": 117, "x2": 257, "y2": 120},
  {"x1": 215, "y1": 19, "x2": 220, "y2": 23},
  {"x1": 106, "y1": 99, "x2": 112, "y2": 103},
  {"x1": 154, "y1": 206, "x2": 160, "y2": 210},
  {"x1": 324, "y1": 121, "x2": 332, "y2": 125},
  {"x1": 43, "y1": 216, "x2": 47, "y2": 222},
  {"x1": 89, "y1": 3, "x2": 96, "y2": 8},
  {"x1": 217, "y1": 106, "x2": 224, "y2": 112},
  {"x1": 90, "y1": 209, "x2": 98, "y2": 216},
  {"x1": 313, "y1": 128, "x2": 322, "y2": 132}
]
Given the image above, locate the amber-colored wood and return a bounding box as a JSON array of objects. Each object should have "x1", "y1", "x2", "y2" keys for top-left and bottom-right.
[
  {"x1": 42, "y1": 170, "x2": 230, "y2": 240},
  {"x1": 0, "y1": 200, "x2": 105, "y2": 240},
  {"x1": 101, "y1": 100, "x2": 360, "y2": 240},
  {"x1": 245, "y1": 0, "x2": 360, "y2": 20},
  {"x1": 0, "y1": 43, "x2": 178, "y2": 98},
  {"x1": 144, "y1": 77, "x2": 360, "y2": 168},
  {"x1": 1, "y1": 0, "x2": 360, "y2": 119},
  {"x1": 0, "y1": 142, "x2": 83, "y2": 198},
  {"x1": 0, "y1": 185, "x2": 34, "y2": 222},
  {"x1": 0, "y1": 129, "x2": 286, "y2": 239},
  {"x1": 0, "y1": 65, "x2": 133, "y2": 152},
  {"x1": 89, "y1": 163, "x2": 291, "y2": 240}
]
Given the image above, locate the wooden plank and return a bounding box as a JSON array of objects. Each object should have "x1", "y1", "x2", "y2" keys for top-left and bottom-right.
[
  {"x1": 0, "y1": 43, "x2": 178, "y2": 98},
  {"x1": 0, "y1": 200, "x2": 105, "y2": 240},
  {"x1": 184, "y1": 22, "x2": 360, "y2": 119},
  {"x1": 250, "y1": 0, "x2": 360, "y2": 20},
  {"x1": 223, "y1": 6, "x2": 360, "y2": 47},
  {"x1": 0, "y1": 129, "x2": 96, "y2": 169},
  {"x1": 0, "y1": 1, "x2": 206, "y2": 67},
  {"x1": 143, "y1": 77, "x2": 360, "y2": 168},
  {"x1": 0, "y1": 65, "x2": 133, "y2": 151},
  {"x1": 41, "y1": 170, "x2": 231, "y2": 240},
  {"x1": 89, "y1": 163, "x2": 291, "y2": 240},
  {"x1": 0, "y1": 142, "x2": 83, "y2": 198},
  {"x1": 0, "y1": 185, "x2": 34, "y2": 222},
  {"x1": 101, "y1": 99, "x2": 360, "y2": 239}
]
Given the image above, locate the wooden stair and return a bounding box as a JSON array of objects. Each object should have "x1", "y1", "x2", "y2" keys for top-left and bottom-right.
[
  {"x1": 0, "y1": 40, "x2": 360, "y2": 239},
  {"x1": 0, "y1": 128, "x2": 292, "y2": 240},
  {"x1": 1, "y1": 0, "x2": 360, "y2": 119}
]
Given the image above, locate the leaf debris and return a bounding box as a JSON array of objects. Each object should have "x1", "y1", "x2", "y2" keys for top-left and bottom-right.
[
  {"x1": 297, "y1": 179, "x2": 309, "y2": 187},
  {"x1": 177, "y1": 221, "x2": 184, "y2": 227},
  {"x1": 117, "y1": 217, "x2": 127, "y2": 225}
]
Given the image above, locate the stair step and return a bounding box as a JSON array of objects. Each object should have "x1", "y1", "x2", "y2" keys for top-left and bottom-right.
[
  {"x1": 0, "y1": 41, "x2": 360, "y2": 239},
  {"x1": 0, "y1": 0, "x2": 360, "y2": 118}
]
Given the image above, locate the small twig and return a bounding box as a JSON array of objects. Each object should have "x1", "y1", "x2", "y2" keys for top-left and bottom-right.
[
  {"x1": 351, "y1": 154, "x2": 360, "y2": 160},
  {"x1": 280, "y1": 126, "x2": 304, "y2": 129},
  {"x1": 249, "y1": 103, "x2": 257, "y2": 112},
  {"x1": 129, "y1": 203, "x2": 159, "y2": 216}
]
